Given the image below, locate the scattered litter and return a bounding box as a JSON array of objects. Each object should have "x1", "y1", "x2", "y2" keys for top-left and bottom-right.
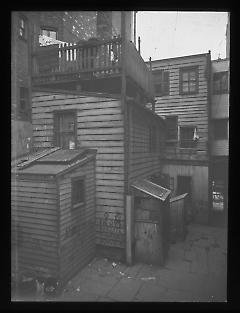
[
  {"x1": 76, "y1": 287, "x2": 81, "y2": 292},
  {"x1": 104, "y1": 258, "x2": 108, "y2": 262},
  {"x1": 127, "y1": 276, "x2": 131, "y2": 279},
  {"x1": 141, "y1": 277, "x2": 156, "y2": 281},
  {"x1": 112, "y1": 262, "x2": 117, "y2": 267},
  {"x1": 119, "y1": 272, "x2": 125, "y2": 276}
]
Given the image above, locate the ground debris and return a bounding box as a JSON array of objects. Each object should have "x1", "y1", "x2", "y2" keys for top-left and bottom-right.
[
  {"x1": 140, "y1": 277, "x2": 156, "y2": 281},
  {"x1": 112, "y1": 262, "x2": 117, "y2": 267}
]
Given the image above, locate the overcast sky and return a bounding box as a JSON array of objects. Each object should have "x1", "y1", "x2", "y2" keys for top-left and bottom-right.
[{"x1": 136, "y1": 11, "x2": 228, "y2": 61}]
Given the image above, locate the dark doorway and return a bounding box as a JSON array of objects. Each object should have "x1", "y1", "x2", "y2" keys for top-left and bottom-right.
[{"x1": 177, "y1": 175, "x2": 192, "y2": 223}]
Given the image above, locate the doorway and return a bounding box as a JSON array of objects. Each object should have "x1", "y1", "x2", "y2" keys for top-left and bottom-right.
[{"x1": 177, "y1": 175, "x2": 192, "y2": 222}]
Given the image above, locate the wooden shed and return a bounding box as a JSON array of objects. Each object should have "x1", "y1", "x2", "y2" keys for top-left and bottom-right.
[{"x1": 11, "y1": 147, "x2": 97, "y2": 286}]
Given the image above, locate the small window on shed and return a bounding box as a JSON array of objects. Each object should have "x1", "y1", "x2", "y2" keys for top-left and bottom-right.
[
  {"x1": 149, "y1": 125, "x2": 157, "y2": 152},
  {"x1": 72, "y1": 178, "x2": 85, "y2": 209}
]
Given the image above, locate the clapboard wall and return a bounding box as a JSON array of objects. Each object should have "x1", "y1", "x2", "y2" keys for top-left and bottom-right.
[
  {"x1": 58, "y1": 157, "x2": 96, "y2": 284},
  {"x1": 11, "y1": 176, "x2": 59, "y2": 278},
  {"x1": 128, "y1": 102, "x2": 165, "y2": 185},
  {"x1": 149, "y1": 53, "x2": 210, "y2": 161},
  {"x1": 31, "y1": 90, "x2": 125, "y2": 249}
]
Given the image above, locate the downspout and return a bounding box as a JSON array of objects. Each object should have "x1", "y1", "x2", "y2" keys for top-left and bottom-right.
[
  {"x1": 207, "y1": 50, "x2": 213, "y2": 222},
  {"x1": 121, "y1": 11, "x2": 129, "y2": 262}
]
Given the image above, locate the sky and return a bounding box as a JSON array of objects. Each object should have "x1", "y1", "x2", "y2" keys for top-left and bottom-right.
[{"x1": 136, "y1": 11, "x2": 228, "y2": 61}]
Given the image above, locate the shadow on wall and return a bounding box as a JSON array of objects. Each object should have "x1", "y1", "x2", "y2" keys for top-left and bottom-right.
[{"x1": 11, "y1": 120, "x2": 32, "y2": 159}]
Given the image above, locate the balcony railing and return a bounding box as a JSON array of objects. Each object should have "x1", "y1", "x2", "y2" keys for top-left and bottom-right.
[{"x1": 32, "y1": 38, "x2": 154, "y2": 98}]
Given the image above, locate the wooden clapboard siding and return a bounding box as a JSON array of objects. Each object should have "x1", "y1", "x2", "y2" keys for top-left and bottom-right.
[
  {"x1": 32, "y1": 91, "x2": 125, "y2": 249},
  {"x1": 150, "y1": 54, "x2": 209, "y2": 161},
  {"x1": 11, "y1": 176, "x2": 58, "y2": 277},
  {"x1": 128, "y1": 103, "x2": 164, "y2": 186},
  {"x1": 58, "y1": 156, "x2": 96, "y2": 282}
]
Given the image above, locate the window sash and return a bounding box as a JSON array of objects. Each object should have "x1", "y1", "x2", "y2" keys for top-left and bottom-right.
[
  {"x1": 180, "y1": 127, "x2": 195, "y2": 148},
  {"x1": 72, "y1": 178, "x2": 85, "y2": 208},
  {"x1": 213, "y1": 72, "x2": 228, "y2": 94},
  {"x1": 180, "y1": 67, "x2": 198, "y2": 94},
  {"x1": 153, "y1": 71, "x2": 169, "y2": 96},
  {"x1": 54, "y1": 111, "x2": 76, "y2": 148}
]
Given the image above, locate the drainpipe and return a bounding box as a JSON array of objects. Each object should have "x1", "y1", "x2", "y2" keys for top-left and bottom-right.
[
  {"x1": 133, "y1": 11, "x2": 137, "y2": 46},
  {"x1": 207, "y1": 50, "x2": 213, "y2": 222},
  {"x1": 138, "y1": 36, "x2": 141, "y2": 54}
]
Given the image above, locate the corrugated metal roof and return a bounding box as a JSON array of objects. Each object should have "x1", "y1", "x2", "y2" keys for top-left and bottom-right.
[{"x1": 131, "y1": 179, "x2": 171, "y2": 201}]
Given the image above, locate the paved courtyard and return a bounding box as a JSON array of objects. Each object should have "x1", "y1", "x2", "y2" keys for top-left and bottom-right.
[{"x1": 13, "y1": 223, "x2": 227, "y2": 302}]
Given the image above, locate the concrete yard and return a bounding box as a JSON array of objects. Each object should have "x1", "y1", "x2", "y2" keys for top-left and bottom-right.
[{"x1": 13, "y1": 223, "x2": 227, "y2": 302}]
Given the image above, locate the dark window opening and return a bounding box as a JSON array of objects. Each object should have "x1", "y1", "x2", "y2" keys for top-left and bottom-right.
[
  {"x1": 19, "y1": 87, "x2": 30, "y2": 121},
  {"x1": 19, "y1": 15, "x2": 28, "y2": 40},
  {"x1": 165, "y1": 116, "x2": 178, "y2": 141},
  {"x1": 180, "y1": 66, "x2": 198, "y2": 95},
  {"x1": 72, "y1": 178, "x2": 85, "y2": 209},
  {"x1": 213, "y1": 71, "x2": 228, "y2": 94},
  {"x1": 213, "y1": 119, "x2": 228, "y2": 140},
  {"x1": 153, "y1": 70, "x2": 169, "y2": 96},
  {"x1": 180, "y1": 126, "x2": 196, "y2": 148},
  {"x1": 149, "y1": 126, "x2": 157, "y2": 152},
  {"x1": 54, "y1": 111, "x2": 77, "y2": 149}
]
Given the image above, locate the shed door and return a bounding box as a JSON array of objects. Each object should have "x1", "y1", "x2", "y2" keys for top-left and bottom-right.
[{"x1": 177, "y1": 176, "x2": 191, "y2": 199}]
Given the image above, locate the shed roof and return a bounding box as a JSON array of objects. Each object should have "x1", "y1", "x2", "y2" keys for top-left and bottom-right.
[
  {"x1": 131, "y1": 179, "x2": 171, "y2": 201},
  {"x1": 12, "y1": 148, "x2": 96, "y2": 177}
]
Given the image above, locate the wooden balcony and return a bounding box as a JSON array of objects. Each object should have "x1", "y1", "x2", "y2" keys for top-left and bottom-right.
[{"x1": 32, "y1": 38, "x2": 154, "y2": 100}]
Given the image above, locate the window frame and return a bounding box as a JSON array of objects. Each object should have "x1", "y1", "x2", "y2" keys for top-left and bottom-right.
[
  {"x1": 153, "y1": 70, "x2": 170, "y2": 96},
  {"x1": 149, "y1": 125, "x2": 157, "y2": 153},
  {"x1": 213, "y1": 71, "x2": 229, "y2": 94},
  {"x1": 40, "y1": 26, "x2": 58, "y2": 40},
  {"x1": 212, "y1": 119, "x2": 228, "y2": 140},
  {"x1": 71, "y1": 176, "x2": 85, "y2": 210},
  {"x1": 179, "y1": 126, "x2": 196, "y2": 148},
  {"x1": 19, "y1": 14, "x2": 28, "y2": 40},
  {"x1": 179, "y1": 66, "x2": 199, "y2": 95},
  {"x1": 19, "y1": 87, "x2": 30, "y2": 121},
  {"x1": 53, "y1": 110, "x2": 77, "y2": 149},
  {"x1": 165, "y1": 115, "x2": 178, "y2": 142}
]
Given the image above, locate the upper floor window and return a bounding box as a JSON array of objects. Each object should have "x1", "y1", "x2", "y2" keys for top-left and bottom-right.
[
  {"x1": 180, "y1": 126, "x2": 197, "y2": 148},
  {"x1": 153, "y1": 70, "x2": 169, "y2": 96},
  {"x1": 54, "y1": 111, "x2": 77, "y2": 149},
  {"x1": 19, "y1": 15, "x2": 28, "y2": 40},
  {"x1": 213, "y1": 119, "x2": 228, "y2": 140},
  {"x1": 19, "y1": 87, "x2": 30, "y2": 121},
  {"x1": 165, "y1": 116, "x2": 178, "y2": 141},
  {"x1": 149, "y1": 125, "x2": 157, "y2": 153},
  {"x1": 179, "y1": 66, "x2": 199, "y2": 95},
  {"x1": 40, "y1": 27, "x2": 58, "y2": 40},
  {"x1": 213, "y1": 71, "x2": 229, "y2": 94}
]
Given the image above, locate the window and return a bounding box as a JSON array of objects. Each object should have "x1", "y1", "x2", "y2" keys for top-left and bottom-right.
[
  {"x1": 213, "y1": 119, "x2": 228, "y2": 140},
  {"x1": 40, "y1": 27, "x2": 58, "y2": 40},
  {"x1": 213, "y1": 72, "x2": 229, "y2": 94},
  {"x1": 165, "y1": 116, "x2": 178, "y2": 141},
  {"x1": 19, "y1": 15, "x2": 28, "y2": 40},
  {"x1": 149, "y1": 126, "x2": 157, "y2": 152},
  {"x1": 19, "y1": 87, "x2": 30, "y2": 121},
  {"x1": 153, "y1": 70, "x2": 169, "y2": 96},
  {"x1": 180, "y1": 126, "x2": 196, "y2": 148},
  {"x1": 179, "y1": 66, "x2": 198, "y2": 95},
  {"x1": 54, "y1": 111, "x2": 77, "y2": 149},
  {"x1": 72, "y1": 178, "x2": 85, "y2": 209}
]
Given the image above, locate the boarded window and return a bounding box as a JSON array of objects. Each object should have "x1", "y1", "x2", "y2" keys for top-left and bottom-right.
[
  {"x1": 179, "y1": 66, "x2": 198, "y2": 94},
  {"x1": 153, "y1": 70, "x2": 169, "y2": 96},
  {"x1": 180, "y1": 126, "x2": 195, "y2": 148},
  {"x1": 213, "y1": 71, "x2": 228, "y2": 94},
  {"x1": 19, "y1": 15, "x2": 27, "y2": 39},
  {"x1": 72, "y1": 178, "x2": 85, "y2": 209},
  {"x1": 165, "y1": 116, "x2": 178, "y2": 141},
  {"x1": 213, "y1": 119, "x2": 228, "y2": 139},
  {"x1": 149, "y1": 126, "x2": 157, "y2": 152},
  {"x1": 54, "y1": 111, "x2": 77, "y2": 149}
]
